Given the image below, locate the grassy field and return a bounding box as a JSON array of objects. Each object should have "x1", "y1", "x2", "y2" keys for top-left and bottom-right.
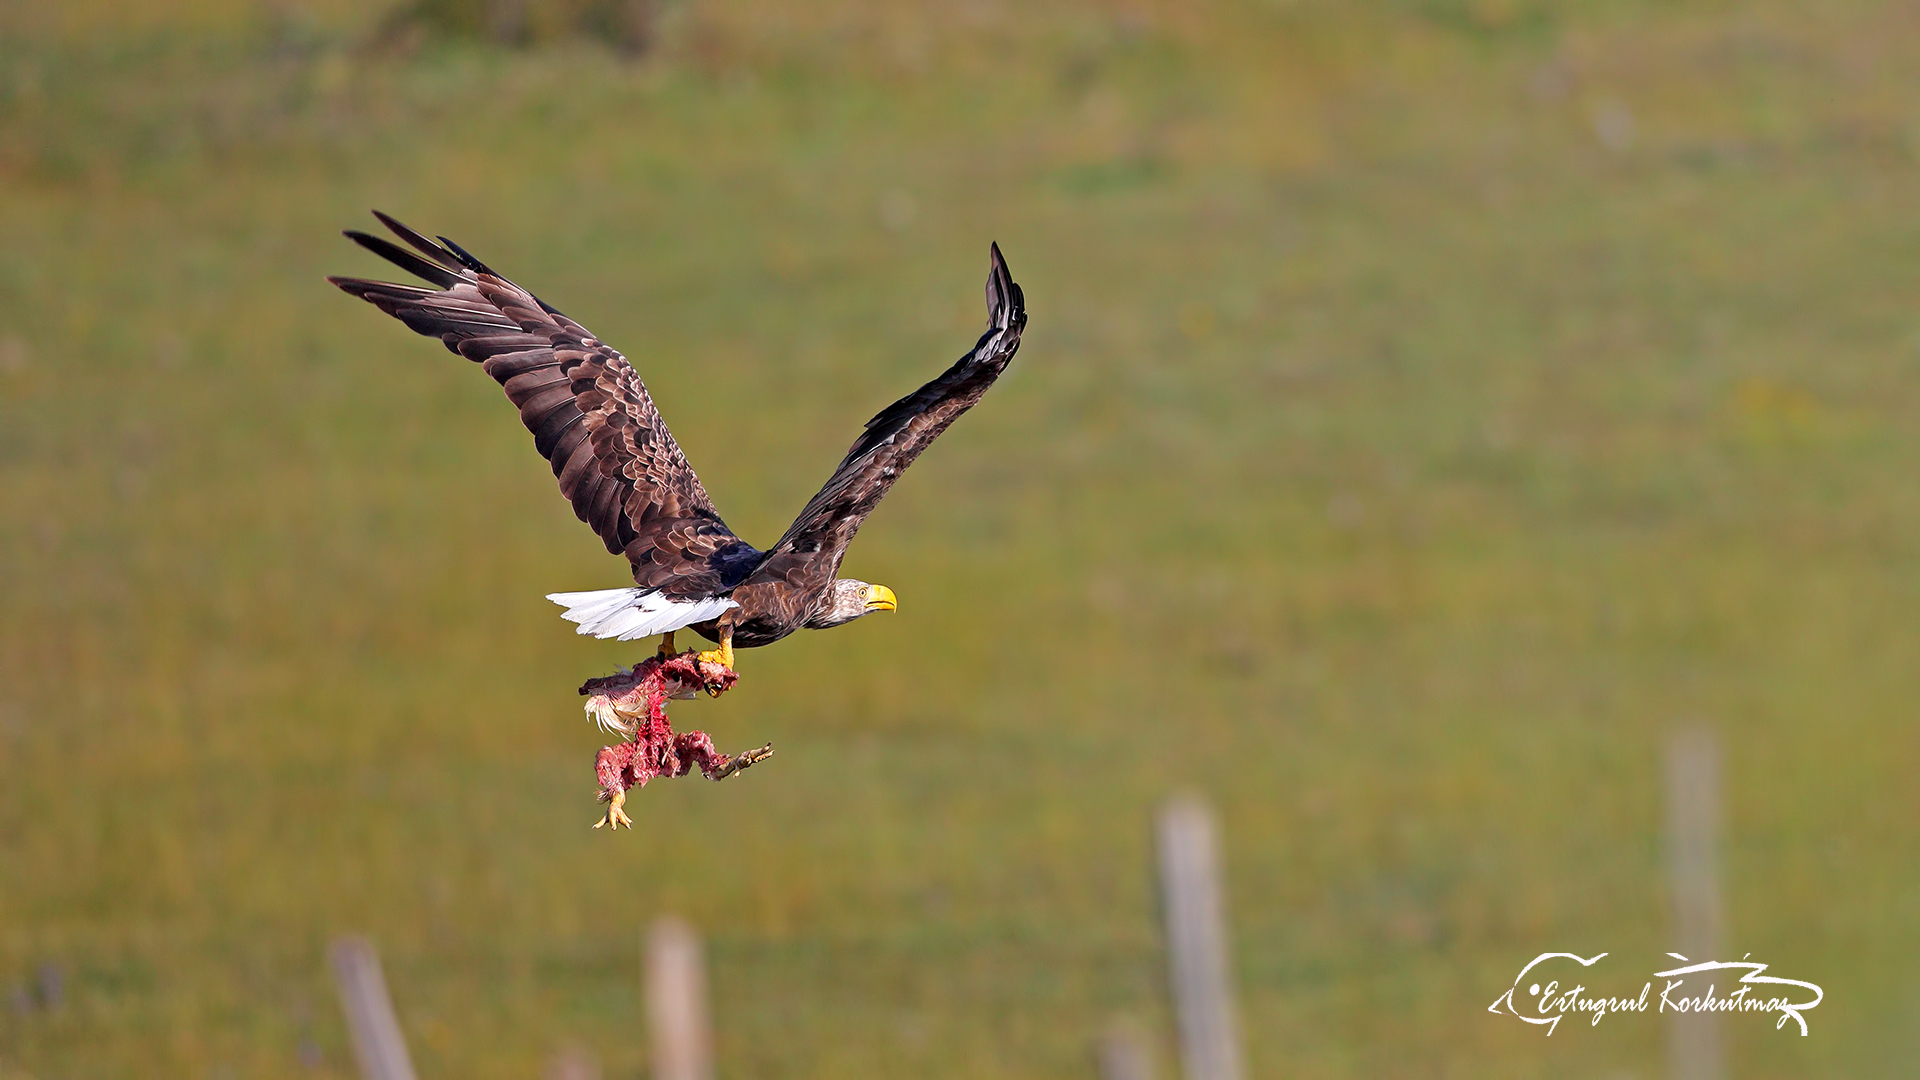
[{"x1": 3, "y1": 0, "x2": 1918, "y2": 1076}]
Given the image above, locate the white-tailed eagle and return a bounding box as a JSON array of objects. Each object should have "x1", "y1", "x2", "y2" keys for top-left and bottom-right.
[{"x1": 329, "y1": 212, "x2": 1026, "y2": 673}]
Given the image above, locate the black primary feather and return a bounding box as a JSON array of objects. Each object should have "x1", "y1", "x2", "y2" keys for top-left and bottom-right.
[
  {"x1": 372, "y1": 210, "x2": 466, "y2": 271},
  {"x1": 343, "y1": 230, "x2": 465, "y2": 289},
  {"x1": 437, "y1": 235, "x2": 498, "y2": 276}
]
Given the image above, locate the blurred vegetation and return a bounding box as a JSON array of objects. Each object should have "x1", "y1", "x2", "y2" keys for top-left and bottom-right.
[
  {"x1": 381, "y1": 0, "x2": 658, "y2": 55},
  {"x1": 2, "y1": 0, "x2": 1918, "y2": 1077}
]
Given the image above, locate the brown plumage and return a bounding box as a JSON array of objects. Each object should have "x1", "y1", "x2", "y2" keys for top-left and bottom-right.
[{"x1": 329, "y1": 211, "x2": 1026, "y2": 656}]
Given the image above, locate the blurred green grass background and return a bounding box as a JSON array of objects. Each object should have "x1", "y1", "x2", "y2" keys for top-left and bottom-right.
[{"x1": 2, "y1": 0, "x2": 1917, "y2": 1076}]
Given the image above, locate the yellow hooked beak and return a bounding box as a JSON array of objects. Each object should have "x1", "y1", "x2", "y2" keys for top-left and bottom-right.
[{"x1": 864, "y1": 584, "x2": 898, "y2": 613}]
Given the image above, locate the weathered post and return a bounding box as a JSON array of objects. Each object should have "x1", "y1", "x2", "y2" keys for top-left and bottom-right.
[
  {"x1": 329, "y1": 936, "x2": 419, "y2": 1080},
  {"x1": 1665, "y1": 727, "x2": 1724, "y2": 1080},
  {"x1": 646, "y1": 916, "x2": 713, "y2": 1080},
  {"x1": 1156, "y1": 795, "x2": 1244, "y2": 1080}
]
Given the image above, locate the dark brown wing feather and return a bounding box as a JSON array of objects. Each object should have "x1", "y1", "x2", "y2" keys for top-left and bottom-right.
[
  {"x1": 328, "y1": 212, "x2": 761, "y2": 600},
  {"x1": 748, "y1": 244, "x2": 1026, "y2": 592}
]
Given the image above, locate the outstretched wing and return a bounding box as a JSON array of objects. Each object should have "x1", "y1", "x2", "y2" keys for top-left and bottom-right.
[
  {"x1": 756, "y1": 244, "x2": 1026, "y2": 583},
  {"x1": 328, "y1": 212, "x2": 762, "y2": 600}
]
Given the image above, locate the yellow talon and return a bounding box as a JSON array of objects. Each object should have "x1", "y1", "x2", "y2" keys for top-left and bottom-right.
[
  {"x1": 694, "y1": 648, "x2": 731, "y2": 696},
  {"x1": 695, "y1": 628, "x2": 735, "y2": 671},
  {"x1": 594, "y1": 788, "x2": 632, "y2": 831},
  {"x1": 694, "y1": 626, "x2": 735, "y2": 695}
]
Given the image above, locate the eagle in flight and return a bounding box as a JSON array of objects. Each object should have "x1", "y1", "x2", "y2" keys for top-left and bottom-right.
[{"x1": 330, "y1": 212, "x2": 1026, "y2": 674}]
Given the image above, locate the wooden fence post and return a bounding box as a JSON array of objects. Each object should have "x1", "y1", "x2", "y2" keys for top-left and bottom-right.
[
  {"x1": 646, "y1": 916, "x2": 713, "y2": 1080},
  {"x1": 329, "y1": 936, "x2": 419, "y2": 1080},
  {"x1": 1665, "y1": 727, "x2": 1724, "y2": 1080},
  {"x1": 1156, "y1": 795, "x2": 1244, "y2": 1080}
]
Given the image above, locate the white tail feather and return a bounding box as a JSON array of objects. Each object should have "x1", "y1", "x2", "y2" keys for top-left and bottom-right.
[{"x1": 545, "y1": 588, "x2": 737, "y2": 641}]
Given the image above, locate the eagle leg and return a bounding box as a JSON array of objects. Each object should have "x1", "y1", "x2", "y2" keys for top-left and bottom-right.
[
  {"x1": 695, "y1": 625, "x2": 735, "y2": 688},
  {"x1": 657, "y1": 631, "x2": 676, "y2": 657}
]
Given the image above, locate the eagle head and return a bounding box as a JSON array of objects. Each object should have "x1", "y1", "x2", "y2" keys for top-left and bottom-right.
[{"x1": 808, "y1": 579, "x2": 897, "y2": 629}]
